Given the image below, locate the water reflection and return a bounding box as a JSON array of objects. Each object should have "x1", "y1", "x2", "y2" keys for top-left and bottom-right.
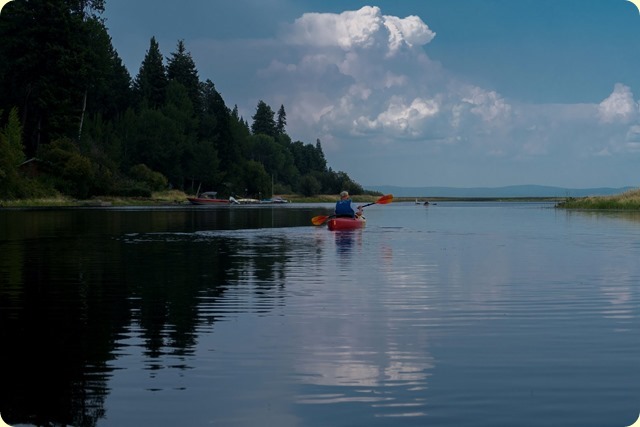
[
  {"x1": 290, "y1": 228, "x2": 436, "y2": 420},
  {"x1": 0, "y1": 208, "x2": 323, "y2": 427},
  {"x1": 333, "y1": 229, "x2": 363, "y2": 262},
  {"x1": 2, "y1": 204, "x2": 640, "y2": 426},
  {"x1": 295, "y1": 344, "x2": 434, "y2": 416},
  {"x1": 562, "y1": 209, "x2": 640, "y2": 329}
]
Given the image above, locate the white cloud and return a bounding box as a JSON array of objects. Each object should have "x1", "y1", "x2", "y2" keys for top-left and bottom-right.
[
  {"x1": 626, "y1": 125, "x2": 640, "y2": 142},
  {"x1": 283, "y1": 6, "x2": 383, "y2": 50},
  {"x1": 383, "y1": 13, "x2": 436, "y2": 55},
  {"x1": 274, "y1": 6, "x2": 521, "y2": 148},
  {"x1": 359, "y1": 96, "x2": 440, "y2": 137},
  {"x1": 598, "y1": 83, "x2": 638, "y2": 123},
  {"x1": 282, "y1": 6, "x2": 435, "y2": 56},
  {"x1": 239, "y1": 7, "x2": 640, "y2": 187},
  {"x1": 460, "y1": 86, "x2": 512, "y2": 124},
  {"x1": 106, "y1": 0, "x2": 640, "y2": 187}
]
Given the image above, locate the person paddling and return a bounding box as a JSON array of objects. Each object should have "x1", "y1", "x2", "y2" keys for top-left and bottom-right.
[{"x1": 335, "y1": 191, "x2": 363, "y2": 218}]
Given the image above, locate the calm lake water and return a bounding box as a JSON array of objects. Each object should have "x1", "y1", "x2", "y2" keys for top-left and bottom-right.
[{"x1": 1, "y1": 202, "x2": 640, "y2": 427}]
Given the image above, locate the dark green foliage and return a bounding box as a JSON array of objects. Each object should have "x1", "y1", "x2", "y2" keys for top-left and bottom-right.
[
  {"x1": 290, "y1": 139, "x2": 327, "y2": 176},
  {"x1": 133, "y1": 37, "x2": 167, "y2": 109},
  {"x1": 112, "y1": 185, "x2": 152, "y2": 197},
  {"x1": 251, "y1": 100, "x2": 277, "y2": 138},
  {"x1": 128, "y1": 107, "x2": 185, "y2": 187},
  {"x1": 187, "y1": 139, "x2": 221, "y2": 192},
  {"x1": 0, "y1": 4, "x2": 365, "y2": 200},
  {"x1": 0, "y1": 108, "x2": 27, "y2": 198},
  {"x1": 129, "y1": 164, "x2": 168, "y2": 191},
  {"x1": 1, "y1": 108, "x2": 26, "y2": 166},
  {"x1": 81, "y1": 18, "x2": 132, "y2": 122},
  {"x1": 232, "y1": 160, "x2": 271, "y2": 198},
  {"x1": 38, "y1": 138, "x2": 96, "y2": 198},
  {"x1": 167, "y1": 40, "x2": 201, "y2": 114},
  {"x1": 320, "y1": 169, "x2": 363, "y2": 195},
  {"x1": 71, "y1": 0, "x2": 105, "y2": 17},
  {"x1": 557, "y1": 195, "x2": 640, "y2": 210},
  {"x1": 200, "y1": 80, "x2": 238, "y2": 168},
  {"x1": 248, "y1": 134, "x2": 298, "y2": 184},
  {"x1": 299, "y1": 174, "x2": 321, "y2": 197},
  {"x1": 0, "y1": 1, "x2": 118, "y2": 155},
  {"x1": 276, "y1": 104, "x2": 286, "y2": 135}
]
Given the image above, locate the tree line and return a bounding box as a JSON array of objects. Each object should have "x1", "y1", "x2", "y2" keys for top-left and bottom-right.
[{"x1": 0, "y1": 0, "x2": 367, "y2": 200}]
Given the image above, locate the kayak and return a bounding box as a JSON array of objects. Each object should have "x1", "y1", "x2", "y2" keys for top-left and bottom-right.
[{"x1": 327, "y1": 216, "x2": 366, "y2": 231}]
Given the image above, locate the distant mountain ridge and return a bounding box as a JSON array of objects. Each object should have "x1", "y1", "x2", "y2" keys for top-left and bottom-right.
[{"x1": 365, "y1": 185, "x2": 636, "y2": 198}]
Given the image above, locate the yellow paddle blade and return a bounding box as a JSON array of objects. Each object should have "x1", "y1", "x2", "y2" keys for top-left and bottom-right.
[
  {"x1": 376, "y1": 194, "x2": 393, "y2": 204},
  {"x1": 361, "y1": 194, "x2": 394, "y2": 208},
  {"x1": 311, "y1": 215, "x2": 330, "y2": 225}
]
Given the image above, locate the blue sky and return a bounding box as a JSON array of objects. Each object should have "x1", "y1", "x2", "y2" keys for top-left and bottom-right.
[{"x1": 102, "y1": 0, "x2": 640, "y2": 188}]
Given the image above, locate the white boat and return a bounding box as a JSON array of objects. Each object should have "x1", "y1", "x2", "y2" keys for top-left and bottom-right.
[
  {"x1": 235, "y1": 198, "x2": 261, "y2": 204},
  {"x1": 260, "y1": 196, "x2": 289, "y2": 204}
]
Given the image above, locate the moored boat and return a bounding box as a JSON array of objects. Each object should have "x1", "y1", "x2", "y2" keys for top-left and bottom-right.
[
  {"x1": 260, "y1": 196, "x2": 289, "y2": 204},
  {"x1": 327, "y1": 216, "x2": 366, "y2": 231},
  {"x1": 235, "y1": 198, "x2": 261, "y2": 204},
  {"x1": 187, "y1": 191, "x2": 230, "y2": 205}
]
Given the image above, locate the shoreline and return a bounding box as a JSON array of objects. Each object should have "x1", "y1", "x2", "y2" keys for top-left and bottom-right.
[
  {"x1": 3, "y1": 190, "x2": 640, "y2": 210},
  {"x1": 1, "y1": 195, "x2": 564, "y2": 208}
]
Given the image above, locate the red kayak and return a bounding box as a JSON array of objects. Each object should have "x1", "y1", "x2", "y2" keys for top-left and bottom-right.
[{"x1": 327, "y1": 216, "x2": 366, "y2": 231}]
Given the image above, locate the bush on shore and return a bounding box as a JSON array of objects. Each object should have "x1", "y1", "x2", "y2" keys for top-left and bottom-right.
[{"x1": 557, "y1": 188, "x2": 640, "y2": 210}]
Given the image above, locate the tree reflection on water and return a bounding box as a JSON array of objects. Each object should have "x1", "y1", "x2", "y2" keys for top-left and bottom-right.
[{"x1": 0, "y1": 207, "x2": 320, "y2": 426}]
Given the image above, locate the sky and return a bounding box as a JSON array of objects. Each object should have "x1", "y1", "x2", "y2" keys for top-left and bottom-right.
[{"x1": 101, "y1": 0, "x2": 640, "y2": 189}]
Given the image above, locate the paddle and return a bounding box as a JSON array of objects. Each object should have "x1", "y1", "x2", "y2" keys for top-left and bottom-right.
[{"x1": 311, "y1": 194, "x2": 393, "y2": 225}]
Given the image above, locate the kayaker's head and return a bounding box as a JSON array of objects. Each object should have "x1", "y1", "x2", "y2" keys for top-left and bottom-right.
[{"x1": 340, "y1": 191, "x2": 349, "y2": 199}]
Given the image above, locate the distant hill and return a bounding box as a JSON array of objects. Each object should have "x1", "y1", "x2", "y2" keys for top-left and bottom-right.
[{"x1": 365, "y1": 185, "x2": 637, "y2": 198}]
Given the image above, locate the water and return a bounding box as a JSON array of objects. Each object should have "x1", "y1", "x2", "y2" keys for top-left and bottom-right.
[{"x1": 1, "y1": 202, "x2": 639, "y2": 426}]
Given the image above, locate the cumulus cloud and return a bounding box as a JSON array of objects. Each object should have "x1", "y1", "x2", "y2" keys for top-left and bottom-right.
[
  {"x1": 626, "y1": 125, "x2": 640, "y2": 142},
  {"x1": 383, "y1": 13, "x2": 436, "y2": 54},
  {"x1": 354, "y1": 96, "x2": 440, "y2": 136},
  {"x1": 460, "y1": 86, "x2": 512, "y2": 124},
  {"x1": 246, "y1": 6, "x2": 640, "y2": 186},
  {"x1": 282, "y1": 6, "x2": 435, "y2": 55},
  {"x1": 273, "y1": 6, "x2": 523, "y2": 148},
  {"x1": 598, "y1": 83, "x2": 638, "y2": 123},
  {"x1": 284, "y1": 6, "x2": 383, "y2": 50}
]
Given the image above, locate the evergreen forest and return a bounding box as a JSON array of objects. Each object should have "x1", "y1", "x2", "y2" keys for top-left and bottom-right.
[{"x1": 0, "y1": 0, "x2": 366, "y2": 200}]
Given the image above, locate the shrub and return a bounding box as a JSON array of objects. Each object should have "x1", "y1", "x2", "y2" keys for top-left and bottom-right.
[
  {"x1": 113, "y1": 186, "x2": 152, "y2": 197},
  {"x1": 298, "y1": 174, "x2": 321, "y2": 196},
  {"x1": 129, "y1": 164, "x2": 168, "y2": 191}
]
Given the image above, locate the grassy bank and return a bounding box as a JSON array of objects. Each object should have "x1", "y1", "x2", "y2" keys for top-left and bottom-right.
[
  {"x1": 0, "y1": 191, "x2": 384, "y2": 208},
  {"x1": 7, "y1": 190, "x2": 638, "y2": 209},
  {"x1": 1, "y1": 190, "x2": 190, "y2": 208},
  {"x1": 556, "y1": 188, "x2": 640, "y2": 210},
  {"x1": 284, "y1": 194, "x2": 382, "y2": 203}
]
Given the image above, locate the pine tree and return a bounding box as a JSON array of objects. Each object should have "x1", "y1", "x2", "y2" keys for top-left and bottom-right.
[
  {"x1": 166, "y1": 40, "x2": 201, "y2": 114},
  {"x1": 251, "y1": 100, "x2": 277, "y2": 138},
  {"x1": 78, "y1": 17, "x2": 133, "y2": 140},
  {"x1": 0, "y1": 0, "x2": 111, "y2": 154},
  {"x1": 0, "y1": 108, "x2": 27, "y2": 198},
  {"x1": 133, "y1": 37, "x2": 167, "y2": 109},
  {"x1": 71, "y1": 0, "x2": 105, "y2": 17},
  {"x1": 276, "y1": 104, "x2": 287, "y2": 135},
  {"x1": 315, "y1": 138, "x2": 327, "y2": 171},
  {"x1": 200, "y1": 80, "x2": 237, "y2": 167}
]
